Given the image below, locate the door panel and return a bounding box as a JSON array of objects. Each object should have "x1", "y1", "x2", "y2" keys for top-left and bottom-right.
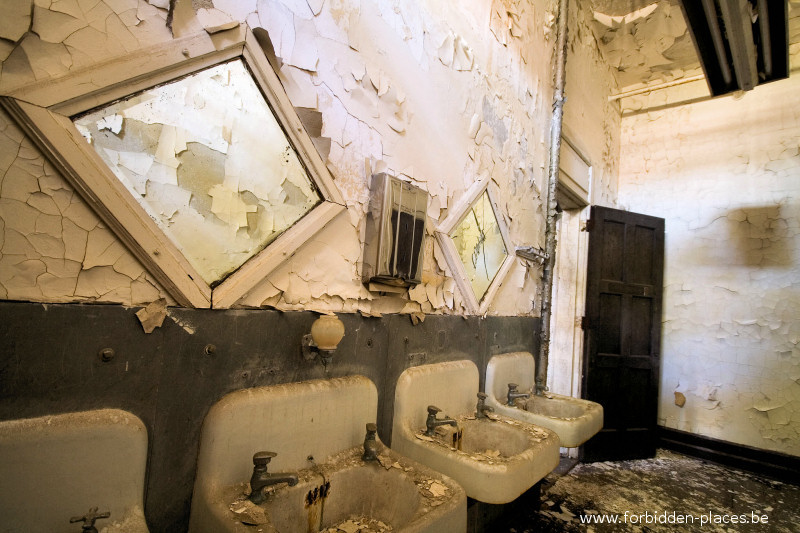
[
  {"x1": 582, "y1": 205, "x2": 665, "y2": 461},
  {"x1": 601, "y1": 220, "x2": 625, "y2": 280}
]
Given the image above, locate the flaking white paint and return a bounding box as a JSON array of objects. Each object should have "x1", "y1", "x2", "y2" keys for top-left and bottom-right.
[
  {"x1": 0, "y1": 107, "x2": 171, "y2": 305},
  {"x1": 0, "y1": 0, "x2": 620, "y2": 317},
  {"x1": 619, "y1": 72, "x2": 800, "y2": 457}
]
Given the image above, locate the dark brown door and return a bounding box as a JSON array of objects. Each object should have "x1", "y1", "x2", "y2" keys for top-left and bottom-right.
[{"x1": 581, "y1": 205, "x2": 664, "y2": 461}]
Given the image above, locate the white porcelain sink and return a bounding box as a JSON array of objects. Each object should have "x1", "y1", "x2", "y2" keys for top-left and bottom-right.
[
  {"x1": 0, "y1": 409, "x2": 149, "y2": 533},
  {"x1": 485, "y1": 352, "x2": 603, "y2": 447},
  {"x1": 391, "y1": 360, "x2": 560, "y2": 504},
  {"x1": 189, "y1": 375, "x2": 466, "y2": 533}
]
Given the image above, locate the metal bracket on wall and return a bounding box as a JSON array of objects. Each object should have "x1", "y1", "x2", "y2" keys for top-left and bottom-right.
[{"x1": 515, "y1": 246, "x2": 549, "y2": 265}]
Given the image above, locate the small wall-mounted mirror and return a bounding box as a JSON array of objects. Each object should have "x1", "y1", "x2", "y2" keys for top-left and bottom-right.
[
  {"x1": 451, "y1": 191, "x2": 507, "y2": 301},
  {"x1": 362, "y1": 173, "x2": 428, "y2": 286},
  {"x1": 435, "y1": 180, "x2": 515, "y2": 314}
]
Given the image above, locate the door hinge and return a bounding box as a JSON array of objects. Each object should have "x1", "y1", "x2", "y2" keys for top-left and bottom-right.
[
  {"x1": 580, "y1": 316, "x2": 591, "y2": 329},
  {"x1": 583, "y1": 218, "x2": 594, "y2": 232}
]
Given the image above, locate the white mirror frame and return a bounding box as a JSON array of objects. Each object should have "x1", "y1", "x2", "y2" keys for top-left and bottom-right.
[
  {"x1": 0, "y1": 26, "x2": 346, "y2": 309},
  {"x1": 435, "y1": 177, "x2": 515, "y2": 315}
]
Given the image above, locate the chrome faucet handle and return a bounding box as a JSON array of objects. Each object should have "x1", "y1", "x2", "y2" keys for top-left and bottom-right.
[
  {"x1": 253, "y1": 451, "x2": 277, "y2": 467},
  {"x1": 477, "y1": 392, "x2": 488, "y2": 400},
  {"x1": 427, "y1": 405, "x2": 442, "y2": 416},
  {"x1": 365, "y1": 422, "x2": 377, "y2": 436},
  {"x1": 508, "y1": 383, "x2": 519, "y2": 392}
]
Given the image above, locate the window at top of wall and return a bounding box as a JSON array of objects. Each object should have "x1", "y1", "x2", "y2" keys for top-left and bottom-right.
[
  {"x1": 1, "y1": 27, "x2": 345, "y2": 308},
  {"x1": 72, "y1": 58, "x2": 322, "y2": 286}
]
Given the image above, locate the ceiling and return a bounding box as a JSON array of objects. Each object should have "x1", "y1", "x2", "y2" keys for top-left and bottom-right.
[{"x1": 586, "y1": 0, "x2": 800, "y2": 93}]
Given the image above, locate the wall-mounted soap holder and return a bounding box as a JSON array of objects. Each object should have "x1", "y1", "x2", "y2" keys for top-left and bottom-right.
[{"x1": 362, "y1": 173, "x2": 428, "y2": 287}]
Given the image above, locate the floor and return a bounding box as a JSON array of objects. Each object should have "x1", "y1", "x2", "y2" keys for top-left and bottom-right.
[{"x1": 503, "y1": 449, "x2": 800, "y2": 532}]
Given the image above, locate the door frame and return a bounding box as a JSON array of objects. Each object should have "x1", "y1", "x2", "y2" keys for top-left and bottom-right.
[{"x1": 548, "y1": 136, "x2": 592, "y2": 458}]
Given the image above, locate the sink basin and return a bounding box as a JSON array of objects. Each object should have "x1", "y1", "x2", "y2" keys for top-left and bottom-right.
[
  {"x1": 0, "y1": 409, "x2": 149, "y2": 533},
  {"x1": 391, "y1": 360, "x2": 559, "y2": 504},
  {"x1": 485, "y1": 352, "x2": 603, "y2": 447},
  {"x1": 189, "y1": 376, "x2": 465, "y2": 533}
]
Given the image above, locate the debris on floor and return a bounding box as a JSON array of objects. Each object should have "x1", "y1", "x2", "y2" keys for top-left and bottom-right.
[
  {"x1": 321, "y1": 516, "x2": 392, "y2": 532},
  {"x1": 503, "y1": 449, "x2": 800, "y2": 532}
]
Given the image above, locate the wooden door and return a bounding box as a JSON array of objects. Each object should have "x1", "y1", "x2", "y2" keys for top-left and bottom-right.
[{"x1": 581, "y1": 205, "x2": 664, "y2": 461}]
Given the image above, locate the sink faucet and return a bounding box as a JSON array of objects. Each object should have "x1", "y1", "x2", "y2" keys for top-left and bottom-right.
[
  {"x1": 507, "y1": 383, "x2": 530, "y2": 407},
  {"x1": 424, "y1": 405, "x2": 457, "y2": 437},
  {"x1": 249, "y1": 451, "x2": 299, "y2": 504},
  {"x1": 70, "y1": 507, "x2": 110, "y2": 533},
  {"x1": 476, "y1": 392, "x2": 494, "y2": 418},
  {"x1": 363, "y1": 422, "x2": 379, "y2": 462}
]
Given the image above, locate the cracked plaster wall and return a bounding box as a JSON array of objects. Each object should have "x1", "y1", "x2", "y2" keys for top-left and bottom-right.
[
  {"x1": 618, "y1": 67, "x2": 800, "y2": 456},
  {"x1": 0, "y1": 0, "x2": 620, "y2": 317},
  {"x1": 545, "y1": 0, "x2": 620, "y2": 408},
  {"x1": 0, "y1": 107, "x2": 172, "y2": 304},
  {"x1": 563, "y1": 0, "x2": 620, "y2": 208}
]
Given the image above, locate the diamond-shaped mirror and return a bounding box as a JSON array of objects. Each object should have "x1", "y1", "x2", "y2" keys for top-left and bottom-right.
[
  {"x1": 73, "y1": 59, "x2": 322, "y2": 286},
  {"x1": 1, "y1": 27, "x2": 345, "y2": 308},
  {"x1": 451, "y1": 191, "x2": 508, "y2": 301},
  {"x1": 435, "y1": 181, "x2": 515, "y2": 314}
]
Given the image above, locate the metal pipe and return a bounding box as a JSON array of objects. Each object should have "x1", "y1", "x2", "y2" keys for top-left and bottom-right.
[
  {"x1": 608, "y1": 74, "x2": 706, "y2": 101},
  {"x1": 536, "y1": 0, "x2": 569, "y2": 397}
]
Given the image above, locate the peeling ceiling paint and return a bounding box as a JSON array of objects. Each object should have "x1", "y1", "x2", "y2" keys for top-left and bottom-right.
[
  {"x1": 587, "y1": 0, "x2": 701, "y2": 89},
  {"x1": 590, "y1": 0, "x2": 800, "y2": 98}
]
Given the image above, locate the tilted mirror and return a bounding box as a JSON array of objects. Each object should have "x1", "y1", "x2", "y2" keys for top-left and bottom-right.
[
  {"x1": 1, "y1": 26, "x2": 345, "y2": 308},
  {"x1": 451, "y1": 191, "x2": 507, "y2": 301},
  {"x1": 435, "y1": 180, "x2": 515, "y2": 314},
  {"x1": 73, "y1": 59, "x2": 322, "y2": 286}
]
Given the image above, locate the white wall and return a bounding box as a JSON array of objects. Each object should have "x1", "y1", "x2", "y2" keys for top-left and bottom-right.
[
  {"x1": 547, "y1": 0, "x2": 621, "y2": 402},
  {"x1": 618, "y1": 70, "x2": 800, "y2": 456},
  {"x1": 0, "y1": 0, "x2": 620, "y2": 318}
]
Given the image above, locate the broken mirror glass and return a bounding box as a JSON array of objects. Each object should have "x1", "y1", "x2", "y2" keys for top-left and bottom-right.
[
  {"x1": 73, "y1": 58, "x2": 322, "y2": 285},
  {"x1": 451, "y1": 191, "x2": 508, "y2": 301}
]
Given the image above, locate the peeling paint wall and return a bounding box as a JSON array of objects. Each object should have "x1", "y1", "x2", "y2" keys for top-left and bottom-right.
[
  {"x1": 618, "y1": 58, "x2": 800, "y2": 455},
  {"x1": 586, "y1": 0, "x2": 700, "y2": 91},
  {"x1": 562, "y1": 0, "x2": 620, "y2": 208},
  {"x1": 0, "y1": 107, "x2": 171, "y2": 305},
  {"x1": 546, "y1": 0, "x2": 621, "y2": 407},
  {"x1": 0, "y1": 0, "x2": 621, "y2": 317}
]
